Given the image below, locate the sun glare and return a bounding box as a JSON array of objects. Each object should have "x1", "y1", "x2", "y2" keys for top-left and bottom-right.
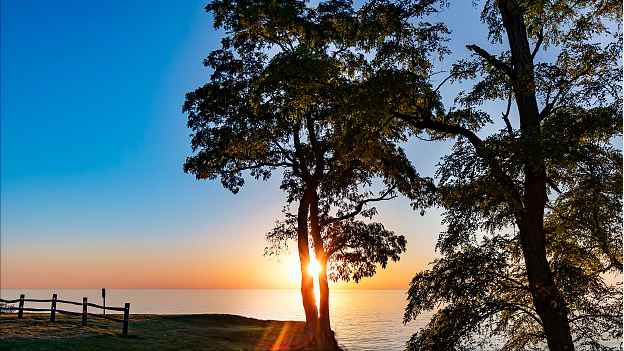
[{"x1": 308, "y1": 259, "x2": 321, "y2": 276}]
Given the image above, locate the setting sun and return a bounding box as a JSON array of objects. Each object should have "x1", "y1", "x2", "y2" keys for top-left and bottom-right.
[{"x1": 308, "y1": 259, "x2": 321, "y2": 276}]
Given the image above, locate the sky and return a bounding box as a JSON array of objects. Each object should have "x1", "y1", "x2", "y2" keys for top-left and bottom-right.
[{"x1": 1, "y1": 0, "x2": 494, "y2": 289}]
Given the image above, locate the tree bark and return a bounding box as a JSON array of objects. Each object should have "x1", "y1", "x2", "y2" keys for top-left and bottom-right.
[
  {"x1": 496, "y1": 0, "x2": 575, "y2": 349},
  {"x1": 298, "y1": 189, "x2": 318, "y2": 339},
  {"x1": 521, "y1": 168, "x2": 574, "y2": 351}
]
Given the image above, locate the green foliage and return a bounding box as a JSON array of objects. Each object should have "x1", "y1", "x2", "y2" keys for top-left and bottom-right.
[
  {"x1": 325, "y1": 220, "x2": 407, "y2": 283},
  {"x1": 405, "y1": 232, "x2": 622, "y2": 350}
]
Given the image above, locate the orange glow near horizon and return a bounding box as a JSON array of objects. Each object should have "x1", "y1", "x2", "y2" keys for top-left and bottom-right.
[{"x1": 0, "y1": 234, "x2": 437, "y2": 290}]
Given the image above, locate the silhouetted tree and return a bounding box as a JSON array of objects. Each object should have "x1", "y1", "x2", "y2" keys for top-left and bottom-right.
[{"x1": 183, "y1": 0, "x2": 436, "y2": 348}]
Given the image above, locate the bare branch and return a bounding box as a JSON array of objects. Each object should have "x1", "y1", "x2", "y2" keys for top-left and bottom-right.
[
  {"x1": 292, "y1": 121, "x2": 311, "y2": 180},
  {"x1": 539, "y1": 66, "x2": 594, "y2": 122},
  {"x1": 434, "y1": 72, "x2": 455, "y2": 93},
  {"x1": 270, "y1": 136, "x2": 296, "y2": 164},
  {"x1": 259, "y1": 33, "x2": 291, "y2": 53},
  {"x1": 221, "y1": 162, "x2": 294, "y2": 174},
  {"x1": 546, "y1": 177, "x2": 561, "y2": 193}
]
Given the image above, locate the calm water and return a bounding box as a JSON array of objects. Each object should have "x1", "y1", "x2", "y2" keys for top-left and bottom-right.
[{"x1": 1, "y1": 289, "x2": 426, "y2": 350}]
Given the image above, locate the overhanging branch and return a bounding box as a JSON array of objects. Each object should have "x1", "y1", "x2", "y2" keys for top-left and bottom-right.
[
  {"x1": 391, "y1": 110, "x2": 524, "y2": 216},
  {"x1": 466, "y1": 44, "x2": 513, "y2": 77},
  {"x1": 391, "y1": 110, "x2": 484, "y2": 148},
  {"x1": 321, "y1": 188, "x2": 397, "y2": 228}
]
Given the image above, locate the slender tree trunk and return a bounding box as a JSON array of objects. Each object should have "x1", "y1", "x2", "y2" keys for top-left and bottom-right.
[
  {"x1": 317, "y1": 257, "x2": 332, "y2": 337},
  {"x1": 298, "y1": 190, "x2": 318, "y2": 339},
  {"x1": 309, "y1": 189, "x2": 338, "y2": 349},
  {"x1": 496, "y1": 0, "x2": 575, "y2": 349}
]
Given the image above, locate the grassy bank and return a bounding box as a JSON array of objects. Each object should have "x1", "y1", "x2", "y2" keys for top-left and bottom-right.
[{"x1": 0, "y1": 313, "x2": 310, "y2": 351}]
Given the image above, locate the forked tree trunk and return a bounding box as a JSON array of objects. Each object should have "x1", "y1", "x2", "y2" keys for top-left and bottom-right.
[{"x1": 496, "y1": 0, "x2": 575, "y2": 349}]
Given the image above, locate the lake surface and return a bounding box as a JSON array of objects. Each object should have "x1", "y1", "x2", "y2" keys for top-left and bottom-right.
[{"x1": 1, "y1": 289, "x2": 426, "y2": 350}]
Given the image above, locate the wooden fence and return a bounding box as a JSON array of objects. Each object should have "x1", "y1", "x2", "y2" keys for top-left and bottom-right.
[{"x1": 0, "y1": 294, "x2": 130, "y2": 336}]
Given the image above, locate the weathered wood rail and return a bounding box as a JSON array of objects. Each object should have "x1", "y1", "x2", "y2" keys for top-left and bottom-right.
[{"x1": 0, "y1": 294, "x2": 130, "y2": 336}]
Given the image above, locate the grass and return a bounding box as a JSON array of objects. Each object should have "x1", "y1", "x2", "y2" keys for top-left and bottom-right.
[{"x1": 0, "y1": 313, "x2": 310, "y2": 351}]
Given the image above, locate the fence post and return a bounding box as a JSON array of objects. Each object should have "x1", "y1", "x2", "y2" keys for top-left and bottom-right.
[
  {"x1": 82, "y1": 297, "x2": 87, "y2": 326},
  {"x1": 17, "y1": 294, "x2": 24, "y2": 318},
  {"x1": 50, "y1": 294, "x2": 57, "y2": 322},
  {"x1": 102, "y1": 288, "x2": 106, "y2": 315},
  {"x1": 122, "y1": 303, "x2": 130, "y2": 336}
]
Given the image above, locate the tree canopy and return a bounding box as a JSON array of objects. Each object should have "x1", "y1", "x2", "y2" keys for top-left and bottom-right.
[{"x1": 183, "y1": 0, "x2": 437, "y2": 348}]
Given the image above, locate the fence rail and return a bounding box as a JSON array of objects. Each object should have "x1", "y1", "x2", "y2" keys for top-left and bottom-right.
[{"x1": 0, "y1": 294, "x2": 130, "y2": 336}]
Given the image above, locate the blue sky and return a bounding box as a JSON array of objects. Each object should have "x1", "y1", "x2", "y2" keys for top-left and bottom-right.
[
  {"x1": 1, "y1": 0, "x2": 495, "y2": 289},
  {"x1": 1, "y1": 1, "x2": 222, "y2": 242}
]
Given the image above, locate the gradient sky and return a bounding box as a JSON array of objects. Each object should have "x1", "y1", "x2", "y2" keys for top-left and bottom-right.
[{"x1": 1, "y1": 0, "x2": 494, "y2": 289}]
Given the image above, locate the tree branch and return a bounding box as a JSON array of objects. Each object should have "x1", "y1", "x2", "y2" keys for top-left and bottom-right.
[
  {"x1": 466, "y1": 44, "x2": 513, "y2": 77},
  {"x1": 292, "y1": 121, "x2": 311, "y2": 180},
  {"x1": 531, "y1": 29, "x2": 544, "y2": 59},
  {"x1": 434, "y1": 71, "x2": 456, "y2": 93},
  {"x1": 502, "y1": 87, "x2": 514, "y2": 135},
  {"x1": 271, "y1": 136, "x2": 297, "y2": 165},
  {"x1": 539, "y1": 66, "x2": 593, "y2": 122},
  {"x1": 321, "y1": 188, "x2": 397, "y2": 228},
  {"x1": 221, "y1": 162, "x2": 294, "y2": 174},
  {"x1": 391, "y1": 110, "x2": 484, "y2": 148},
  {"x1": 305, "y1": 114, "x2": 326, "y2": 182},
  {"x1": 539, "y1": 87, "x2": 565, "y2": 122},
  {"x1": 391, "y1": 110, "x2": 524, "y2": 217},
  {"x1": 259, "y1": 33, "x2": 291, "y2": 53},
  {"x1": 502, "y1": 302, "x2": 544, "y2": 327}
]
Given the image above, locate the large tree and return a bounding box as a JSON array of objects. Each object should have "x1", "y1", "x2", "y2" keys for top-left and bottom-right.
[
  {"x1": 183, "y1": 0, "x2": 435, "y2": 348},
  {"x1": 361, "y1": 0, "x2": 623, "y2": 350}
]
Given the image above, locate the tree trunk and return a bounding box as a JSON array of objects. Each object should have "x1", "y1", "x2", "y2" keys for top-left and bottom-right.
[
  {"x1": 317, "y1": 257, "x2": 333, "y2": 340},
  {"x1": 298, "y1": 190, "x2": 318, "y2": 339},
  {"x1": 496, "y1": 0, "x2": 575, "y2": 349},
  {"x1": 521, "y1": 169, "x2": 574, "y2": 350},
  {"x1": 309, "y1": 189, "x2": 339, "y2": 350}
]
